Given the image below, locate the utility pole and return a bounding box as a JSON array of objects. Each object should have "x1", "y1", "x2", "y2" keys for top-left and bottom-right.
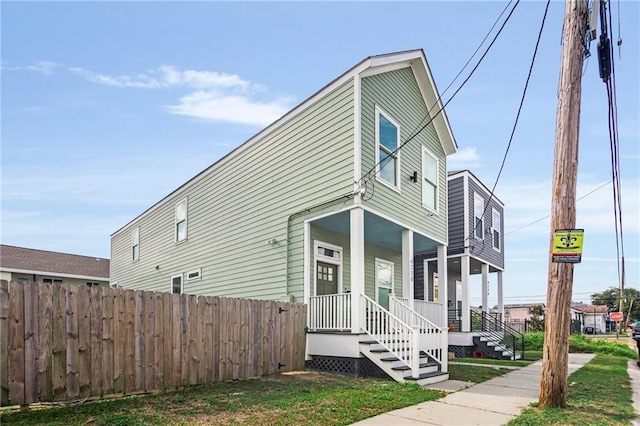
[{"x1": 539, "y1": 0, "x2": 589, "y2": 408}]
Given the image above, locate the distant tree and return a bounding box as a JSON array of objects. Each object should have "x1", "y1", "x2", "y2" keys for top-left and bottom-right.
[
  {"x1": 591, "y1": 287, "x2": 640, "y2": 321},
  {"x1": 528, "y1": 304, "x2": 545, "y2": 332}
]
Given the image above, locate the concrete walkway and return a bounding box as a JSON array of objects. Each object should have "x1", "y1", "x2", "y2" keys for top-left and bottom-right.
[
  {"x1": 629, "y1": 359, "x2": 640, "y2": 426},
  {"x1": 351, "y1": 354, "x2": 596, "y2": 426}
]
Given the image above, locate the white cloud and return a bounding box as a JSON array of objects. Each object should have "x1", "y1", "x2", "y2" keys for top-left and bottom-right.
[
  {"x1": 166, "y1": 91, "x2": 293, "y2": 126},
  {"x1": 2, "y1": 60, "x2": 60, "y2": 74},
  {"x1": 448, "y1": 146, "x2": 481, "y2": 169}
]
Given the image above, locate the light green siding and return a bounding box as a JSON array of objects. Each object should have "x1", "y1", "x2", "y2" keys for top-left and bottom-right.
[
  {"x1": 360, "y1": 67, "x2": 447, "y2": 242},
  {"x1": 111, "y1": 79, "x2": 355, "y2": 301}
]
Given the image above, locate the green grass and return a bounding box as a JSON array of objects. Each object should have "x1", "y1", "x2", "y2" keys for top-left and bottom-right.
[
  {"x1": 524, "y1": 332, "x2": 637, "y2": 358},
  {"x1": 508, "y1": 353, "x2": 636, "y2": 425},
  {"x1": 0, "y1": 372, "x2": 446, "y2": 426},
  {"x1": 447, "y1": 363, "x2": 511, "y2": 383},
  {"x1": 449, "y1": 357, "x2": 533, "y2": 367}
]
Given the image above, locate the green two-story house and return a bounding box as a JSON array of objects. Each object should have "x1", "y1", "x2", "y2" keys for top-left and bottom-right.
[{"x1": 111, "y1": 50, "x2": 457, "y2": 384}]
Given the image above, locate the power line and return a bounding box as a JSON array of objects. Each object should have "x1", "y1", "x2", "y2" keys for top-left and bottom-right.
[
  {"x1": 504, "y1": 179, "x2": 613, "y2": 236},
  {"x1": 357, "y1": 0, "x2": 522, "y2": 189}
]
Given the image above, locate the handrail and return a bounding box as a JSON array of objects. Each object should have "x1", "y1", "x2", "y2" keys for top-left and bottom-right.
[
  {"x1": 470, "y1": 310, "x2": 525, "y2": 360},
  {"x1": 390, "y1": 296, "x2": 444, "y2": 368},
  {"x1": 361, "y1": 294, "x2": 420, "y2": 378},
  {"x1": 308, "y1": 293, "x2": 351, "y2": 331}
]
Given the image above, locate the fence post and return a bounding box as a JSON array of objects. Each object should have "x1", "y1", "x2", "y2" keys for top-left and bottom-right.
[{"x1": 411, "y1": 326, "x2": 420, "y2": 378}]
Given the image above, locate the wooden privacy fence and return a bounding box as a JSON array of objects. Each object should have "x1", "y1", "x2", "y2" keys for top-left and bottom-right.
[{"x1": 0, "y1": 280, "x2": 307, "y2": 407}]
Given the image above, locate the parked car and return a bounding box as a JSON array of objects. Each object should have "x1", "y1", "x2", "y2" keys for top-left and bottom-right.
[{"x1": 633, "y1": 322, "x2": 640, "y2": 338}]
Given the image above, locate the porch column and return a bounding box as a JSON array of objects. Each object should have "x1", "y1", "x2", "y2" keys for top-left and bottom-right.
[
  {"x1": 481, "y1": 263, "x2": 489, "y2": 313},
  {"x1": 437, "y1": 244, "x2": 448, "y2": 330},
  {"x1": 350, "y1": 208, "x2": 365, "y2": 334},
  {"x1": 402, "y1": 230, "x2": 414, "y2": 309},
  {"x1": 461, "y1": 255, "x2": 470, "y2": 332},
  {"x1": 497, "y1": 271, "x2": 504, "y2": 320}
]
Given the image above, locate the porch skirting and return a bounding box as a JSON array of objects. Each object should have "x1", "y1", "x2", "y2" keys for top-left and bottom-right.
[
  {"x1": 448, "y1": 345, "x2": 475, "y2": 358},
  {"x1": 305, "y1": 355, "x2": 388, "y2": 378}
]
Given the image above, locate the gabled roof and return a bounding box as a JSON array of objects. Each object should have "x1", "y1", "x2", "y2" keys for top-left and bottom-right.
[
  {"x1": 112, "y1": 49, "x2": 457, "y2": 237},
  {"x1": 448, "y1": 169, "x2": 505, "y2": 207},
  {"x1": 0, "y1": 245, "x2": 109, "y2": 280}
]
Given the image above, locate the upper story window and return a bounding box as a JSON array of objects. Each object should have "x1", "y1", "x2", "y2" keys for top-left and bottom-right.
[
  {"x1": 375, "y1": 107, "x2": 400, "y2": 189},
  {"x1": 132, "y1": 227, "x2": 140, "y2": 261},
  {"x1": 474, "y1": 193, "x2": 484, "y2": 239},
  {"x1": 175, "y1": 198, "x2": 188, "y2": 243},
  {"x1": 422, "y1": 148, "x2": 439, "y2": 211},
  {"x1": 492, "y1": 209, "x2": 501, "y2": 250}
]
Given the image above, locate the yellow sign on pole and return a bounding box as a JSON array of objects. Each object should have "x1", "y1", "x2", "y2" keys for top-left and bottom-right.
[{"x1": 552, "y1": 229, "x2": 584, "y2": 263}]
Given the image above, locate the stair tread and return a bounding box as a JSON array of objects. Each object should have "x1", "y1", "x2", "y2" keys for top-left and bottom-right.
[
  {"x1": 404, "y1": 371, "x2": 449, "y2": 380},
  {"x1": 392, "y1": 362, "x2": 437, "y2": 371}
]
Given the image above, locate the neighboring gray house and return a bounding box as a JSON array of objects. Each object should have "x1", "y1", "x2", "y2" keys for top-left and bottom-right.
[
  {"x1": 414, "y1": 170, "x2": 510, "y2": 358},
  {"x1": 0, "y1": 244, "x2": 110, "y2": 287},
  {"x1": 111, "y1": 50, "x2": 458, "y2": 384}
]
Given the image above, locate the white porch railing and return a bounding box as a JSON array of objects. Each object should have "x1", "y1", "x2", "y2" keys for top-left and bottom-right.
[
  {"x1": 361, "y1": 294, "x2": 420, "y2": 378},
  {"x1": 394, "y1": 297, "x2": 444, "y2": 328},
  {"x1": 390, "y1": 296, "x2": 445, "y2": 369},
  {"x1": 308, "y1": 293, "x2": 351, "y2": 331}
]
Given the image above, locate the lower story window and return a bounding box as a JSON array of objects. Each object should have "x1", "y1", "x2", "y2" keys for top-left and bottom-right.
[
  {"x1": 171, "y1": 275, "x2": 183, "y2": 294},
  {"x1": 43, "y1": 278, "x2": 63, "y2": 285}
]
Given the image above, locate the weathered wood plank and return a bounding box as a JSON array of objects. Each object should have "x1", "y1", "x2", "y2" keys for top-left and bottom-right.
[
  {"x1": 0, "y1": 281, "x2": 10, "y2": 406},
  {"x1": 238, "y1": 299, "x2": 247, "y2": 380},
  {"x1": 66, "y1": 284, "x2": 79, "y2": 400},
  {"x1": 197, "y1": 296, "x2": 205, "y2": 385},
  {"x1": 52, "y1": 284, "x2": 66, "y2": 401},
  {"x1": 123, "y1": 288, "x2": 136, "y2": 394},
  {"x1": 211, "y1": 296, "x2": 220, "y2": 383},
  {"x1": 24, "y1": 283, "x2": 38, "y2": 404},
  {"x1": 101, "y1": 287, "x2": 114, "y2": 395},
  {"x1": 77, "y1": 287, "x2": 91, "y2": 398},
  {"x1": 188, "y1": 295, "x2": 198, "y2": 386},
  {"x1": 163, "y1": 293, "x2": 174, "y2": 389},
  {"x1": 171, "y1": 294, "x2": 181, "y2": 389},
  {"x1": 180, "y1": 294, "x2": 189, "y2": 387},
  {"x1": 37, "y1": 284, "x2": 53, "y2": 402},
  {"x1": 232, "y1": 298, "x2": 240, "y2": 380},
  {"x1": 202, "y1": 296, "x2": 212, "y2": 383},
  {"x1": 90, "y1": 287, "x2": 103, "y2": 397},
  {"x1": 9, "y1": 282, "x2": 25, "y2": 406},
  {"x1": 253, "y1": 300, "x2": 263, "y2": 378},
  {"x1": 134, "y1": 291, "x2": 144, "y2": 391},
  {"x1": 143, "y1": 291, "x2": 154, "y2": 391},
  {"x1": 218, "y1": 297, "x2": 228, "y2": 381},
  {"x1": 153, "y1": 292, "x2": 164, "y2": 390},
  {"x1": 113, "y1": 288, "x2": 125, "y2": 394}
]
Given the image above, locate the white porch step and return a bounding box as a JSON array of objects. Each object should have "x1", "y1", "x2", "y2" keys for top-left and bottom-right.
[{"x1": 359, "y1": 341, "x2": 448, "y2": 385}]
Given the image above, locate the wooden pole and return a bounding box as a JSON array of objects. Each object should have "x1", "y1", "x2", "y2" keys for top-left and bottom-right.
[{"x1": 539, "y1": 0, "x2": 589, "y2": 409}]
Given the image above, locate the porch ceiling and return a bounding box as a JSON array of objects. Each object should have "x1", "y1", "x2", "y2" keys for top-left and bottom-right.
[
  {"x1": 313, "y1": 210, "x2": 439, "y2": 253},
  {"x1": 449, "y1": 257, "x2": 502, "y2": 275}
]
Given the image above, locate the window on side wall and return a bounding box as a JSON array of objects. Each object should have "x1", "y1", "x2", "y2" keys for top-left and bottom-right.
[
  {"x1": 422, "y1": 148, "x2": 439, "y2": 211},
  {"x1": 43, "y1": 278, "x2": 63, "y2": 285},
  {"x1": 375, "y1": 107, "x2": 400, "y2": 188},
  {"x1": 132, "y1": 227, "x2": 140, "y2": 261},
  {"x1": 175, "y1": 198, "x2": 188, "y2": 243},
  {"x1": 474, "y1": 194, "x2": 484, "y2": 239},
  {"x1": 171, "y1": 274, "x2": 183, "y2": 294},
  {"x1": 492, "y1": 209, "x2": 501, "y2": 250}
]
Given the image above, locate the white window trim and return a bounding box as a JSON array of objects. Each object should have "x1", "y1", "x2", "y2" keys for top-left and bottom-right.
[
  {"x1": 374, "y1": 258, "x2": 395, "y2": 304},
  {"x1": 421, "y1": 146, "x2": 439, "y2": 213},
  {"x1": 491, "y1": 208, "x2": 501, "y2": 252},
  {"x1": 171, "y1": 274, "x2": 184, "y2": 294},
  {"x1": 374, "y1": 106, "x2": 401, "y2": 193},
  {"x1": 186, "y1": 268, "x2": 202, "y2": 281},
  {"x1": 473, "y1": 193, "x2": 485, "y2": 240},
  {"x1": 313, "y1": 241, "x2": 343, "y2": 296},
  {"x1": 132, "y1": 226, "x2": 140, "y2": 262},
  {"x1": 175, "y1": 197, "x2": 188, "y2": 244}
]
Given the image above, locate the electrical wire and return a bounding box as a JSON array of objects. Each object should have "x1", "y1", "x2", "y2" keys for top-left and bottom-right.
[
  {"x1": 356, "y1": 0, "x2": 522, "y2": 190},
  {"x1": 463, "y1": 0, "x2": 552, "y2": 257}
]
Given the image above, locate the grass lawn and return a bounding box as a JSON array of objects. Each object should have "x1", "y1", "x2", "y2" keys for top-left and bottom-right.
[
  {"x1": 0, "y1": 371, "x2": 446, "y2": 426},
  {"x1": 0, "y1": 362, "x2": 511, "y2": 426},
  {"x1": 508, "y1": 353, "x2": 636, "y2": 426}
]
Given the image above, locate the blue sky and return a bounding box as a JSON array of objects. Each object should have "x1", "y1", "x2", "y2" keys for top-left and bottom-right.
[{"x1": 2, "y1": 1, "x2": 638, "y2": 306}]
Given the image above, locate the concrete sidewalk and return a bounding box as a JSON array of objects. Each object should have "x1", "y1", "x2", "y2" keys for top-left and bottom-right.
[{"x1": 351, "y1": 353, "x2": 595, "y2": 426}]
